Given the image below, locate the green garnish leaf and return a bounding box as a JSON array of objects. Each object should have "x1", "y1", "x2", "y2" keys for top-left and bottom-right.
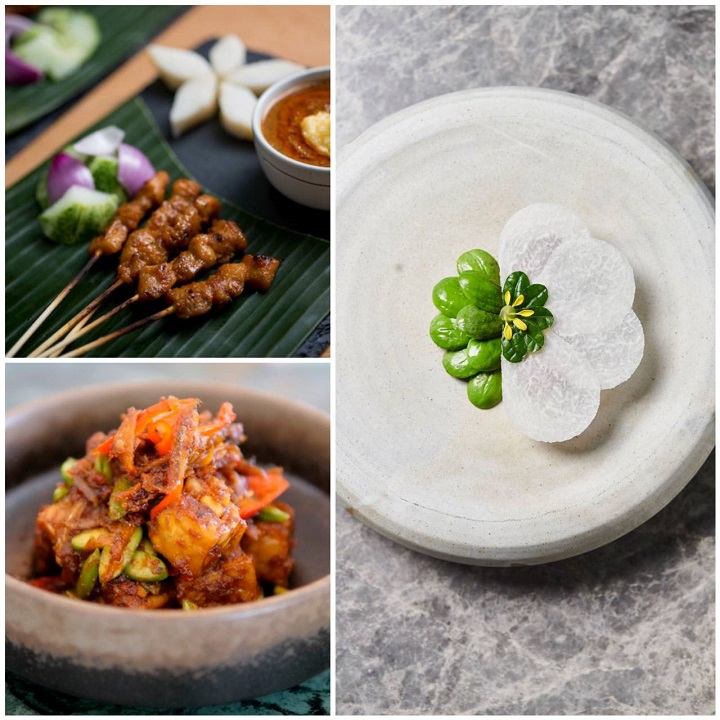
[
  {"x1": 503, "y1": 271, "x2": 530, "y2": 300},
  {"x1": 500, "y1": 277, "x2": 553, "y2": 363},
  {"x1": 455, "y1": 304, "x2": 503, "y2": 340},
  {"x1": 458, "y1": 271, "x2": 503, "y2": 314},
  {"x1": 467, "y1": 371, "x2": 502, "y2": 409},
  {"x1": 456, "y1": 249, "x2": 500, "y2": 284},
  {"x1": 442, "y1": 349, "x2": 480, "y2": 379},
  {"x1": 429, "y1": 314, "x2": 472, "y2": 351},
  {"x1": 432, "y1": 277, "x2": 472, "y2": 318}
]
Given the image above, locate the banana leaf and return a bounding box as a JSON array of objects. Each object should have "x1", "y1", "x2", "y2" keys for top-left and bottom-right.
[
  {"x1": 5, "y1": 97, "x2": 330, "y2": 358},
  {"x1": 6, "y1": 6, "x2": 183, "y2": 135}
]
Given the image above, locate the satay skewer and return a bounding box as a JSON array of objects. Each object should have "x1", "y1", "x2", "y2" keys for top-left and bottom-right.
[
  {"x1": 58, "y1": 256, "x2": 281, "y2": 358},
  {"x1": 36, "y1": 219, "x2": 246, "y2": 358},
  {"x1": 7, "y1": 171, "x2": 170, "y2": 358},
  {"x1": 29, "y1": 180, "x2": 215, "y2": 358}
]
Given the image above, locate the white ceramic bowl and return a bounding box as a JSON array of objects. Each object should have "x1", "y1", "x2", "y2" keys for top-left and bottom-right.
[
  {"x1": 6, "y1": 381, "x2": 330, "y2": 706},
  {"x1": 253, "y1": 66, "x2": 330, "y2": 211}
]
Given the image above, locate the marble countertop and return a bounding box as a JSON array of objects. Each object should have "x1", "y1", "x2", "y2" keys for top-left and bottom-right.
[{"x1": 335, "y1": 5, "x2": 714, "y2": 715}]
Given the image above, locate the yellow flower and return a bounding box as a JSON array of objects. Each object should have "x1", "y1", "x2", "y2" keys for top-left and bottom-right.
[{"x1": 500, "y1": 295, "x2": 535, "y2": 340}]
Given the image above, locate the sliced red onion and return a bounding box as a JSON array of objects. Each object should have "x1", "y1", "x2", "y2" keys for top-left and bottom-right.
[
  {"x1": 73, "y1": 126, "x2": 125, "y2": 157},
  {"x1": 5, "y1": 15, "x2": 36, "y2": 45},
  {"x1": 118, "y1": 143, "x2": 155, "y2": 195},
  {"x1": 6, "y1": 48, "x2": 43, "y2": 84},
  {"x1": 6, "y1": 16, "x2": 43, "y2": 85},
  {"x1": 47, "y1": 152, "x2": 95, "y2": 205}
]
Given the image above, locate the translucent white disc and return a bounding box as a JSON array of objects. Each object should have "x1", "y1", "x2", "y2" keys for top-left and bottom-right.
[
  {"x1": 499, "y1": 203, "x2": 590, "y2": 280},
  {"x1": 502, "y1": 331, "x2": 601, "y2": 443},
  {"x1": 559, "y1": 311, "x2": 645, "y2": 389},
  {"x1": 538, "y1": 236, "x2": 635, "y2": 335}
]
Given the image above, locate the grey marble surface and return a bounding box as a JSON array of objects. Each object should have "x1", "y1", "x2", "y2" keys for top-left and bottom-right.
[{"x1": 335, "y1": 5, "x2": 715, "y2": 715}]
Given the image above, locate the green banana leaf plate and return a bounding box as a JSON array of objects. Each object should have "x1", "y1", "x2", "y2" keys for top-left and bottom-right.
[
  {"x1": 6, "y1": 6, "x2": 182, "y2": 135},
  {"x1": 5, "y1": 97, "x2": 330, "y2": 358}
]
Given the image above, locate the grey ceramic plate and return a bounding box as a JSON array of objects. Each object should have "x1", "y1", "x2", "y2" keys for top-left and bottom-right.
[
  {"x1": 6, "y1": 381, "x2": 330, "y2": 707},
  {"x1": 336, "y1": 87, "x2": 714, "y2": 565}
]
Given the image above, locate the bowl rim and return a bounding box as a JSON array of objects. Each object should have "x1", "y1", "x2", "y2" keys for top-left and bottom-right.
[
  {"x1": 252, "y1": 65, "x2": 331, "y2": 175},
  {"x1": 6, "y1": 379, "x2": 330, "y2": 617}
]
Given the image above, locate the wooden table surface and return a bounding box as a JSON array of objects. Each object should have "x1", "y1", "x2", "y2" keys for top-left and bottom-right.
[{"x1": 6, "y1": 5, "x2": 330, "y2": 186}]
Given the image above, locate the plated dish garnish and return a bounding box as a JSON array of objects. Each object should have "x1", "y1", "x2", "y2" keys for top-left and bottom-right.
[
  {"x1": 430, "y1": 203, "x2": 644, "y2": 442},
  {"x1": 30, "y1": 397, "x2": 295, "y2": 608}
]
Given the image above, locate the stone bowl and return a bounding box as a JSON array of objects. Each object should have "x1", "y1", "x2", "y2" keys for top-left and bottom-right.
[{"x1": 6, "y1": 381, "x2": 330, "y2": 707}]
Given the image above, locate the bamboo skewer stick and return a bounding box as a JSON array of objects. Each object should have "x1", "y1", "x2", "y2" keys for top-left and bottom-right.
[
  {"x1": 6, "y1": 253, "x2": 100, "y2": 357},
  {"x1": 40, "y1": 294, "x2": 140, "y2": 358},
  {"x1": 27, "y1": 278, "x2": 124, "y2": 358},
  {"x1": 59, "y1": 307, "x2": 175, "y2": 358}
]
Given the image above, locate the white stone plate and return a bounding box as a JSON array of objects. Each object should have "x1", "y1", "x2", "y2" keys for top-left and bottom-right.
[{"x1": 336, "y1": 87, "x2": 714, "y2": 565}]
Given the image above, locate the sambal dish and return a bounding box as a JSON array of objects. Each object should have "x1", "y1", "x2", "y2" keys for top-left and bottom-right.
[{"x1": 30, "y1": 397, "x2": 295, "y2": 608}]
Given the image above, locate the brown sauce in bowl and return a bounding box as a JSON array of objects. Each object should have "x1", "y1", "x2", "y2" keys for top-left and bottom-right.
[{"x1": 262, "y1": 80, "x2": 330, "y2": 167}]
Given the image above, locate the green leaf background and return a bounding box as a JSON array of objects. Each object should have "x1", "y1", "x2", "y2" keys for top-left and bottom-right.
[
  {"x1": 5, "y1": 98, "x2": 330, "y2": 357},
  {"x1": 6, "y1": 6, "x2": 182, "y2": 135}
]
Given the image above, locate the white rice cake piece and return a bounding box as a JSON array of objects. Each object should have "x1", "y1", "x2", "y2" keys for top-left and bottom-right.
[
  {"x1": 225, "y1": 59, "x2": 306, "y2": 95},
  {"x1": 219, "y1": 82, "x2": 256, "y2": 140},
  {"x1": 210, "y1": 34, "x2": 246, "y2": 78},
  {"x1": 147, "y1": 45, "x2": 213, "y2": 90},
  {"x1": 170, "y1": 75, "x2": 218, "y2": 138}
]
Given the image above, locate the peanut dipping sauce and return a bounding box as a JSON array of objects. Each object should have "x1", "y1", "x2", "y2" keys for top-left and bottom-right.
[{"x1": 261, "y1": 80, "x2": 330, "y2": 168}]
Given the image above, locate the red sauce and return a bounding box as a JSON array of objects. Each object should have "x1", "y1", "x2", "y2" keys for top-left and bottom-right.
[{"x1": 261, "y1": 80, "x2": 330, "y2": 167}]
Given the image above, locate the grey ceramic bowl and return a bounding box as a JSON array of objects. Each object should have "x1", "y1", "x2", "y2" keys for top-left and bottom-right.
[{"x1": 6, "y1": 381, "x2": 330, "y2": 707}]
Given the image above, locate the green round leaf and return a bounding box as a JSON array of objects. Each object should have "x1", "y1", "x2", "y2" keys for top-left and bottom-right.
[
  {"x1": 456, "y1": 249, "x2": 500, "y2": 284},
  {"x1": 467, "y1": 371, "x2": 502, "y2": 409},
  {"x1": 429, "y1": 314, "x2": 471, "y2": 351},
  {"x1": 432, "y1": 277, "x2": 471, "y2": 318},
  {"x1": 455, "y1": 304, "x2": 503, "y2": 340},
  {"x1": 467, "y1": 337, "x2": 501, "y2": 371},
  {"x1": 458, "y1": 271, "x2": 503, "y2": 314},
  {"x1": 502, "y1": 271, "x2": 530, "y2": 300},
  {"x1": 442, "y1": 349, "x2": 479, "y2": 379},
  {"x1": 501, "y1": 331, "x2": 529, "y2": 363},
  {"x1": 527, "y1": 306, "x2": 554, "y2": 331},
  {"x1": 523, "y1": 283, "x2": 549, "y2": 308}
]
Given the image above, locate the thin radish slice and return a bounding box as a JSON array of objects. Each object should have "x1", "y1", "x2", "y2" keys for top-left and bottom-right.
[
  {"x1": 74, "y1": 126, "x2": 125, "y2": 157},
  {"x1": 502, "y1": 331, "x2": 600, "y2": 443},
  {"x1": 210, "y1": 34, "x2": 246, "y2": 78},
  {"x1": 558, "y1": 310, "x2": 644, "y2": 390},
  {"x1": 499, "y1": 203, "x2": 590, "y2": 280},
  {"x1": 538, "y1": 235, "x2": 635, "y2": 336}
]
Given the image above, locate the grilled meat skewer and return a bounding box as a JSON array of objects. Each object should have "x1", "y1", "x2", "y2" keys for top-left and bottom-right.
[{"x1": 59, "y1": 256, "x2": 281, "y2": 358}]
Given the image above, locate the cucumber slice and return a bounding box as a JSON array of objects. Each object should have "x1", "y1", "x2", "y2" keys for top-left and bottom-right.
[
  {"x1": 71, "y1": 527, "x2": 110, "y2": 552},
  {"x1": 76, "y1": 548, "x2": 101, "y2": 599},
  {"x1": 124, "y1": 550, "x2": 169, "y2": 582},
  {"x1": 88, "y1": 156, "x2": 127, "y2": 204},
  {"x1": 37, "y1": 8, "x2": 101, "y2": 59},
  {"x1": 14, "y1": 10, "x2": 100, "y2": 81},
  {"x1": 39, "y1": 186, "x2": 118, "y2": 245}
]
